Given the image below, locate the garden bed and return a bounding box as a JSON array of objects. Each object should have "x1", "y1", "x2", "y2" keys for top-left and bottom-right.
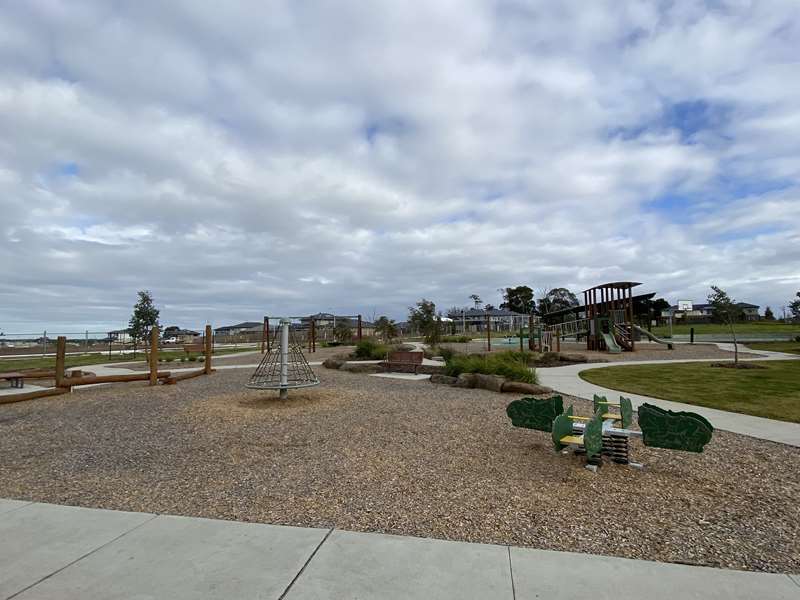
[{"x1": 0, "y1": 368, "x2": 798, "y2": 573}]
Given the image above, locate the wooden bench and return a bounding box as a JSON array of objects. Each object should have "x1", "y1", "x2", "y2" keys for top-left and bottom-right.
[
  {"x1": 382, "y1": 351, "x2": 424, "y2": 374},
  {"x1": 1, "y1": 372, "x2": 25, "y2": 389},
  {"x1": 183, "y1": 343, "x2": 205, "y2": 355}
]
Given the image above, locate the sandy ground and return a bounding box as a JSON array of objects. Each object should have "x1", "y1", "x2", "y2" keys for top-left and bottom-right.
[{"x1": 0, "y1": 367, "x2": 797, "y2": 573}]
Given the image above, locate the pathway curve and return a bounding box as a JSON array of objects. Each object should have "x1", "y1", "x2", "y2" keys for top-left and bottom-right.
[{"x1": 537, "y1": 344, "x2": 800, "y2": 446}]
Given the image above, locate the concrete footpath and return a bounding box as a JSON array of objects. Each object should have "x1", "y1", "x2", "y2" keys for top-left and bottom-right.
[
  {"x1": 1, "y1": 500, "x2": 797, "y2": 599},
  {"x1": 537, "y1": 349, "x2": 800, "y2": 447}
]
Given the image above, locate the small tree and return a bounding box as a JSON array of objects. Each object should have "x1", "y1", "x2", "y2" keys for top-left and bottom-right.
[
  {"x1": 707, "y1": 286, "x2": 742, "y2": 365},
  {"x1": 129, "y1": 290, "x2": 160, "y2": 358},
  {"x1": 374, "y1": 316, "x2": 398, "y2": 342},
  {"x1": 790, "y1": 292, "x2": 800, "y2": 321},
  {"x1": 334, "y1": 320, "x2": 353, "y2": 343},
  {"x1": 763, "y1": 306, "x2": 775, "y2": 321},
  {"x1": 409, "y1": 299, "x2": 440, "y2": 344}
]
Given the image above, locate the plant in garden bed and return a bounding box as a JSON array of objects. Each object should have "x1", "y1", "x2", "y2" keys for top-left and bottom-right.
[
  {"x1": 351, "y1": 338, "x2": 397, "y2": 360},
  {"x1": 444, "y1": 351, "x2": 536, "y2": 383}
]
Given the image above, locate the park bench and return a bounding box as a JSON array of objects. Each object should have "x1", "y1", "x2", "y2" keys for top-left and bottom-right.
[
  {"x1": 0, "y1": 372, "x2": 25, "y2": 389},
  {"x1": 381, "y1": 350, "x2": 424, "y2": 374},
  {"x1": 183, "y1": 343, "x2": 206, "y2": 356}
]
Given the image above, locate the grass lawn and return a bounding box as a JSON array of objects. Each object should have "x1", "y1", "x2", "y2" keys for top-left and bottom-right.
[
  {"x1": 745, "y1": 341, "x2": 800, "y2": 355},
  {"x1": 0, "y1": 347, "x2": 252, "y2": 372},
  {"x1": 651, "y1": 321, "x2": 800, "y2": 337},
  {"x1": 580, "y1": 360, "x2": 800, "y2": 423}
]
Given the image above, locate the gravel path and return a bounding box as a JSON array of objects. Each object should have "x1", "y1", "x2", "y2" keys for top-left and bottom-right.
[{"x1": 0, "y1": 368, "x2": 797, "y2": 574}]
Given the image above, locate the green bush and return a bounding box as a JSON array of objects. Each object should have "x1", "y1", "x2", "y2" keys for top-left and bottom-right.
[
  {"x1": 322, "y1": 341, "x2": 342, "y2": 347},
  {"x1": 440, "y1": 335, "x2": 472, "y2": 343},
  {"x1": 352, "y1": 338, "x2": 390, "y2": 360},
  {"x1": 444, "y1": 351, "x2": 536, "y2": 383}
]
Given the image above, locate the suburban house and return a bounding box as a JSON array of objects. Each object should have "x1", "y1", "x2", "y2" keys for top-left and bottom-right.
[
  {"x1": 108, "y1": 328, "x2": 132, "y2": 343},
  {"x1": 446, "y1": 308, "x2": 528, "y2": 332},
  {"x1": 162, "y1": 326, "x2": 200, "y2": 343},
  {"x1": 664, "y1": 302, "x2": 761, "y2": 322},
  {"x1": 214, "y1": 322, "x2": 263, "y2": 336}
]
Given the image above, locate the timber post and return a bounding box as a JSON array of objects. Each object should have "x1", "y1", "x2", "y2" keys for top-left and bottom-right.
[
  {"x1": 55, "y1": 336, "x2": 67, "y2": 389},
  {"x1": 149, "y1": 326, "x2": 159, "y2": 385},
  {"x1": 357, "y1": 315, "x2": 363, "y2": 341},
  {"x1": 261, "y1": 316, "x2": 268, "y2": 353},
  {"x1": 204, "y1": 324, "x2": 213, "y2": 374}
]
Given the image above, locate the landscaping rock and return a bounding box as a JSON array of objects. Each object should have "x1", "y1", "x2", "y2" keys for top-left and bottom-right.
[
  {"x1": 323, "y1": 358, "x2": 345, "y2": 370},
  {"x1": 418, "y1": 365, "x2": 446, "y2": 375},
  {"x1": 430, "y1": 374, "x2": 458, "y2": 385},
  {"x1": 339, "y1": 362, "x2": 383, "y2": 374},
  {"x1": 472, "y1": 374, "x2": 506, "y2": 393},
  {"x1": 501, "y1": 381, "x2": 554, "y2": 395},
  {"x1": 559, "y1": 353, "x2": 588, "y2": 363},
  {"x1": 452, "y1": 373, "x2": 478, "y2": 388}
]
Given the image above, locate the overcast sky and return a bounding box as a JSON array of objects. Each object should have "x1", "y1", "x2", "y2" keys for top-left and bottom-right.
[{"x1": 2, "y1": 1, "x2": 799, "y2": 332}]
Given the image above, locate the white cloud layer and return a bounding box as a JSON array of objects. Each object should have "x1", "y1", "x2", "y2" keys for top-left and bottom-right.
[{"x1": 1, "y1": 0, "x2": 799, "y2": 330}]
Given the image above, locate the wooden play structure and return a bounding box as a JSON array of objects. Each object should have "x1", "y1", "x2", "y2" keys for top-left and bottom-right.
[
  {"x1": 0, "y1": 325, "x2": 215, "y2": 405},
  {"x1": 536, "y1": 282, "x2": 673, "y2": 353},
  {"x1": 506, "y1": 394, "x2": 714, "y2": 468}
]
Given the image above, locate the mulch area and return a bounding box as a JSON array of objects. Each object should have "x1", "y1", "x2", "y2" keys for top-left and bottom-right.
[{"x1": 0, "y1": 367, "x2": 797, "y2": 574}]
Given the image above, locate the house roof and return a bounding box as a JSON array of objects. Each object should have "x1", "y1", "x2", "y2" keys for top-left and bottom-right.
[
  {"x1": 214, "y1": 321, "x2": 262, "y2": 331},
  {"x1": 449, "y1": 308, "x2": 526, "y2": 318},
  {"x1": 109, "y1": 328, "x2": 131, "y2": 334}
]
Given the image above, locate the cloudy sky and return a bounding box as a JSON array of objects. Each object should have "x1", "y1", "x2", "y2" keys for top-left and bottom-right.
[{"x1": 1, "y1": 1, "x2": 799, "y2": 332}]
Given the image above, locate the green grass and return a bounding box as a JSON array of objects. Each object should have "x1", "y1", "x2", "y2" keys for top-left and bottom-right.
[
  {"x1": 651, "y1": 321, "x2": 800, "y2": 337},
  {"x1": 744, "y1": 341, "x2": 800, "y2": 355},
  {"x1": 0, "y1": 347, "x2": 252, "y2": 372},
  {"x1": 444, "y1": 350, "x2": 536, "y2": 383},
  {"x1": 579, "y1": 360, "x2": 800, "y2": 422}
]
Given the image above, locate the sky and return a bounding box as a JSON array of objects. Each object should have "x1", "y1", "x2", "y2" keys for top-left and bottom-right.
[{"x1": 1, "y1": 0, "x2": 800, "y2": 333}]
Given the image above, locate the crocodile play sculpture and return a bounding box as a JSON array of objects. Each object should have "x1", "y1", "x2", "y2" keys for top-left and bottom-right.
[
  {"x1": 506, "y1": 395, "x2": 564, "y2": 432},
  {"x1": 637, "y1": 402, "x2": 714, "y2": 453}
]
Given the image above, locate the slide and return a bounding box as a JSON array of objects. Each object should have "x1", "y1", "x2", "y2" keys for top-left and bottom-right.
[
  {"x1": 630, "y1": 324, "x2": 674, "y2": 349},
  {"x1": 600, "y1": 332, "x2": 622, "y2": 354}
]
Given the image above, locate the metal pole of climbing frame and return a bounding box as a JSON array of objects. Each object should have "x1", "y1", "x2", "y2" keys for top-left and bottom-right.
[
  {"x1": 279, "y1": 318, "x2": 289, "y2": 400},
  {"x1": 311, "y1": 318, "x2": 316, "y2": 353},
  {"x1": 266, "y1": 317, "x2": 271, "y2": 352}
]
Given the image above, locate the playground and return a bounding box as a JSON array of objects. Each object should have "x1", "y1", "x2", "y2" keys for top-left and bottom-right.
[{"x1": 0, "y1": 365, "x2": 799, "y2": 574}]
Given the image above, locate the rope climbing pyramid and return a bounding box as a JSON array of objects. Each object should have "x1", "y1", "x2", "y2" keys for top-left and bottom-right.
[{"x1": 246, "y1": 318, "x2": 319, "y2": 398}]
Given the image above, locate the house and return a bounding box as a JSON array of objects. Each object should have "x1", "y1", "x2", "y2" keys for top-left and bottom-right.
[
  {"x1": 664, "y1": 302, "x2": 761, "y2": 322},
  {"x1": 446, "y1": 308, "x2": 528, "y2": 332},
  {"x1": 108, "y1": 328, "x2": 132, "y2": 343},
  {"x1": 214, "y1": 322, "x2": 263, "y2": 336},
  {"x1": 162, "y1": 326, "x2": 200, "y2": 343}
]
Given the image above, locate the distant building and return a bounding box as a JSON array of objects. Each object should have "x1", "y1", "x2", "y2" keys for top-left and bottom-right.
[
  {"x1": 108, "y1": 328, "x2": 132, "y2": 343},
  {"x1": 214, "y1": 322, "x2": 263, "y2": 335},
  {"x1": 162, "y1": 326, "x2": 200, "y2": 343},
  {"x1": 664, "y1": 302, "x2": 760, "y2": 322},
  {"x1": 447, "y1": 308, "x2": 527, "y2": 332}
]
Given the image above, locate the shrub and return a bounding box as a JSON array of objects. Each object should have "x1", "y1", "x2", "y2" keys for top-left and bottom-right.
[
  {"x1": 352, "y1": 338, "x2": 390, "y2": 360},
  {"x1": 444, "y1": 351, "x2": 536, "y2": 383},
  {"x1": 440, "y1": 335, "x2": 471, "y2": 343},
  {"x1": 322, "y1": 341, "x2": 342, "y2": 347}
]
